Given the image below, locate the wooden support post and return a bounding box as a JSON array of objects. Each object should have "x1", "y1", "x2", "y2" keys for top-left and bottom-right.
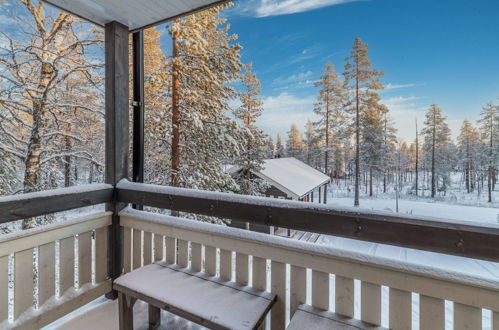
[
  {"x1": 105, "y1": 21, "x2": 129, "y2": 299},
  {"x1": 132, "y1": 30, "x2": 144, "y2": 211},
  {"x1": 318, "y1": 186, "x2": 322, "y2": 203},
  {"x1": 118, "y1": 292, "x2": 136, "y2": 330},
  {"x1": 149, "y1": 304, "x2": 161, "y2": 329}
]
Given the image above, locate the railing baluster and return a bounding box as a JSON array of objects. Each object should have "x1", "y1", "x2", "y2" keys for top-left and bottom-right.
[
  {"x1": 165, "y1": 237, "x2": 176, "y2": 264},
  {"x1": 95, "y1": 227, "x2": 108, "y2": 282},
  {"x1": 454, "y1": 303, "x2": 481, "y2": 330},
  {"x1": 290, "y1": 265, "x2": 306, "y2": 317},
  {"x1": 59, "y1": 236, "x2": 75, "y2": 296},
  {"x1": 312, "y1": 270, "x2": 329, "y2": 310},
  {"x1": 177, "y1": 240, "x2": 189, "y2": 268},
  {"x1": 420, "y1": 295, "x2": 444, "y2": 330},
  {"x1": 335, "y1": 275, "x2": 354, "y2": 317},
  {"x1": 0, "y1": 255, "x2": 7, "y2": 322},
  {"x1": 235, "y1": 252, "x2": 248, "y2": 286},
  {"x1": 220, "y1": 249, "x2": 232, "y2": 281},
  {"x1": 14, "y1": 248, "x2": 33, "y2": 319},
  {"x1": 143, "y1": 231, "x2": 152, "y2": 266},
  {"x1": 389, "y1": 288, "x2": 411, "y2": 330},
  {"x1": 132, "y1": 229, "x2": 141, "y2": 270},
  {"x1": 78, "y1": 232, "x2": 92, "y2": 287},
  {"x1": 38, "y1": 242, "x2": 55, "y2": 306},
  {"x1": 253, "y1": 256, "x2": 266, "y2": 291},
  {"x1": 205, "y1": 246, "x2": 216, "y2": 276},
  {"x1": 361, "y1": 281, "x2": 381, "y2": 326},
  {"x1": 153, "y1": 234, "x2": 164, "y2": 262},
  {"x1": 123, "y1": 227, "x2": 132, "y2": 273},
  {"x1": 271, "y1": 260, "x2": 286, "y2": 330},
  {"x1": 191, "y1": 242, "x2": 202, "y2": 272}
]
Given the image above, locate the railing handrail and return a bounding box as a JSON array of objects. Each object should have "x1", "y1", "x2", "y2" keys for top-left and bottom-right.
[
  {"x1": 0, "y1": 183, "x2": 114, "y2": 223},
  {"x1": 117, "y1": 180, "x2": 499, "y2": 263}
]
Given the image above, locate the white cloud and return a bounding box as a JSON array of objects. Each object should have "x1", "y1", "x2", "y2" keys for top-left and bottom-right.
[
  {"x1": 272, "y1": 70, "x2": 313, "y2": 85},
  {"x1": 250, "y1": 0, "x2": 362, "y2": 17},
  {"x1": 384, "y1": 83, "x2": 421, "y2": 90},
  {"x1": 256, "y1": 92, "x2": 317, "y2": 137}
]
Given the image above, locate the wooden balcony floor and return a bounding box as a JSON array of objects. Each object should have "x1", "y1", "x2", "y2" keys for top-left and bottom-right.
[{"x1": 46, "y1": 296, "x2": 206, "y2": 330}]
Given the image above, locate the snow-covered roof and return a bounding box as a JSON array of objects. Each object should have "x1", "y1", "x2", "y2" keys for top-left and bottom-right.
[
  {"x1": 43, "y1": 0, "x2": 227, "y2": 32},
  {"x1": 230, "y1": 158, "x2": 330, "y2": 199}
]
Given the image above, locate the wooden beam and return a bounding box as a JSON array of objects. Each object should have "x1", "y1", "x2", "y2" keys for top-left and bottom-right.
[
  {"x1": 117, "y1": 182, "x2": 499, "y2": 262},
  {"x1": 0, "y1": 185, "x2": 113, "y2": 223},
  {"x1": 105, "y1": 21, "x2": 129, "y2": 293}
]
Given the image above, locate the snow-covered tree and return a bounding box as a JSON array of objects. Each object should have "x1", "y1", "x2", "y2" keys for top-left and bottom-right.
[
  {"x1": 166, "y1": 3, "x2": 244, "y2": 199},
  {"x1": 264, "y1": 135, "x2": 275, "y2": 158},
  {"x1": 232, "y1": 63, "x2": 268, "y2": 195},
  {"x1": 286, "y1": 123, "x2": 305, "y2": 159},
  {"x1": 478, "y1": 102, "x2": 498, "y2": 202},
  {"x1": 0, "y1": 1, "x2": 103, "y2": 228},
  {"x1": 457, "y1": 120, "x2": 481, "y2": 193},
  {"x1": 304, "y1": 120, "x2": 321, "y2": 168},
  {"x1": 422, "y1": 104, "x2": 453, "y2": 197},
  {"x1": 275, "y1": 134, "x2": 284, "y2": 158},
  {"x1": 313, "y1": 64, "x2": 347, "y2": 201},
  {"x1": 344, "y1": 38, "x2": 384, "y2": 206}
]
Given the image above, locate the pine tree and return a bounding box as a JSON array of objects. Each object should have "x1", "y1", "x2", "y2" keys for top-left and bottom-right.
[
  {"x1": 265, "y1": 136, "x2": 275, "y2": 158},
  {"x1": 166, "y1": 3, "x2": 244, "y2": 201},
  {"x1": 304, "y1": 120, "x2": 320, "y2": 166},
  {"x1": 286, "y1": 124, "x2": 305, "y2": 159},
  {"x1": 344, "y1": 38, "x2": 384, "y2": 206},
  {"x1": 478, "y1": 102, "x2": 498, "y2": 202},
  {"x1": 457, "y1": 120, "x2": 481, "y2": 193},
  {"x1": 275, "y1": 134, "x2": 284, "y2": 158},
  {"x1": 233, "y1": 63, "x2": 267, "y2": 195},
  {"x1": 414, "y1": 119, "x2": 419, "y2": 195},
  {"x1": 422, "y1": 104, "x2": 452, "y2": 197},
  {"x1": 314, "y1": 64, "x2": 346, "y2": 202},
  {"x1": 361, "y1": 100, "x2": 392, "y2": 196}
]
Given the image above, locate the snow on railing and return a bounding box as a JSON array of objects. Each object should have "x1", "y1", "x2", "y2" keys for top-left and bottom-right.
[
  {"x1": 0, "y1": 212, "x2": 112, "y2": 329},
  {"x1": 0, "y1": 183, "x2": 113, "y2": 224},
  {"x1": 120, "y1": 207, "x2": 499, "y2": 330}
]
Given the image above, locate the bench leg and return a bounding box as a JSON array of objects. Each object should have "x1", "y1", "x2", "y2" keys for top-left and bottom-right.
[
  {"x1": 148, "y1": 304, "x2": 161, "y2": 329},
  {"x1": 119, "y1": 292, "x2": 136, "y2": 330}
]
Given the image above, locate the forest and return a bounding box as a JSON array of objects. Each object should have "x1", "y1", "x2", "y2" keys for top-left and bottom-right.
[{"x1": 0, "y1": 1, "x2": 497, "y2": 232}]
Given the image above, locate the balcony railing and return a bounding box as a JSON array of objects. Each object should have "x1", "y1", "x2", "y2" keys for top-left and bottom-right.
[{"x1": 0, "y1": 181, "x2": 498, "y2": 329}]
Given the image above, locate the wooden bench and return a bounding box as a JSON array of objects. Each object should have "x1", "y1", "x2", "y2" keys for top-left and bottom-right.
[
  {"x1": 113, "y1": 262, "x2": 276, "y2": 330},
  {"x1": 287, "y1": 304, "x2": 388, "y2": 330}
]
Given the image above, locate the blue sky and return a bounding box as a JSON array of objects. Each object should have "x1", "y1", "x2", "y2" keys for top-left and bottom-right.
[
  {"x1": 219, "y1": 0, "x2": 499, "y2": 142},
  {"x1": 3, "y1": 0, "x2": 498, "y2": 142}
]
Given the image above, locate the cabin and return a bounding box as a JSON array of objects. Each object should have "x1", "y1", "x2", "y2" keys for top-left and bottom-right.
[
  {"x1": 228, "y1": 157, "x2": 330, "y2": 202},
  {"x1": 228, "y1": 158, "x2": 330, "y2": 234},
  {"x1": 0, "y1": 0, "x2": 499, "y2": 329}
]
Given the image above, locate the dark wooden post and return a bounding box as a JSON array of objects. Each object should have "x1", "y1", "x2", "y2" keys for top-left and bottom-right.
[
  {"x1": 318, "y1": 186, "x2": 322, "y2": 203},
  {"x1": 132, "y1": 30, "x2": 145, "y2": 211},
  {"x1": 105, "y1": 21, "x2": 129, "y2": 298}
]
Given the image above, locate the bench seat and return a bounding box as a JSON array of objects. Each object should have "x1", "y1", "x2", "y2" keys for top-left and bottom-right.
[
  {"x1": 287, "y1": 304, "x2": 388, "y2": 330},
  {"x1": 113, "y1": 262, "x2": 276, "y2": 330}
]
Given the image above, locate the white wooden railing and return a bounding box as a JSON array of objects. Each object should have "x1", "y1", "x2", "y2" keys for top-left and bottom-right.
[
  {"x1": 121, "y1": 207, "x2": 499, "y2": 330},
  {"x1": 0, "y1": 212, "x2": 112, "y2": 329}
]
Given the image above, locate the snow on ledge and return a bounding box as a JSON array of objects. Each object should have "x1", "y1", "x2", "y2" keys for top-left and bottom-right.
[
  {"x1": 0, "y1": 183, "x2": 112, "y2": 203},
  {"x1": 120, "y1": 207, "x2": 499, "y2": 291}
]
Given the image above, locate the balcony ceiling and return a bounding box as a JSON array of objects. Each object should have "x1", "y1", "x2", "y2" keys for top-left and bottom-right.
[{"x1": 42, "y1": 0, "x2": 227, "y2": 31}]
